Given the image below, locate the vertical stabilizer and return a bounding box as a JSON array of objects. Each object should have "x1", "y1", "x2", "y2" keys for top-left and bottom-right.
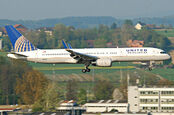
[{"x1": 5, "y1": 25, "x2": 36, "y2": 52}]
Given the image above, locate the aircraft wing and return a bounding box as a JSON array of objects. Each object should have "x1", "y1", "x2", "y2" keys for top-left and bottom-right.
[{"x1": 66, "y1": 49, "x2": 98, "y2": 62}]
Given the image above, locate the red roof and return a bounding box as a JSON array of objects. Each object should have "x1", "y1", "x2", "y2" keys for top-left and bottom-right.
[
  {"x1": 62, "y1": 100, "x2": 76, "y2": 103},
  {"x1": 14, "y1": 24, "x2": 28, "y2": 32},
  {"x1": 0, "y1": 108, "x2": 16, "y2": 110},
  {"x1": 127, "y1": 40, "x2": 144, "y2": 47}
]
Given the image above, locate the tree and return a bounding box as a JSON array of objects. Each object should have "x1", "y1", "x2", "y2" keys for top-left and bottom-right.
[
  {"x1": 0, "y1": 56, "x2": 33, "y2": 105},
  {"x1": 119, "y1": 78, "x2": 128, "y2": 100},
  {"x1": 94, "y1": 80, "x2": 114, "y2": 100},
  {"x1": 123, "y1": 20, "x2": 133, "y2": 26},
  {"x1": 15, "y1": 70, "x2": 48, "y2": 104},
  {"x1": 98, "y1": 24, "x2": 109, "y2": 33},
  {"x1": 66, "y1": 80, "x2": 78, "y2": 100},
  {"x1": 43, "y1": 82, "x2": 60, "y2": 111},
  {"x1": 122, "y1": 20, "x2": 134, "y2": 32},
  {"x1": 157, "y1": 78, "x2": 174, "y2": 86},
  {"x1": 94, "y1": 38, "x2": 107, "y2": 48},
  {"x1": 2, "y1": 36, "x2": 12, "y2": 52},
  {"x1": 111, "y1": 22, "x2": 117, "y2": 29},
  {"x1": 77, "y1": 89, "x2": 87, "y2": 105},
  {"x1": 159, "y1": 37, "x2": 171, "y2": 49},
  {"x1": 37, "y1": 30, "x2": 48, "y2": 48},
  {"x1": 32, "y1": 82, "x2": 60, "y2": 112}
]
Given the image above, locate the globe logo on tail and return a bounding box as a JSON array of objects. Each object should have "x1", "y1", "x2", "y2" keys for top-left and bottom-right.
[{"x1": 15, "y1": 36, "x2": 36, "y2": 52}]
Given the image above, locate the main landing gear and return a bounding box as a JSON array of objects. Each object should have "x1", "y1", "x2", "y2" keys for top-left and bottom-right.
[
  {"x1": 82, "y1": 64, "x2": 91, "y2": 73},
  {"x1": 82, "y1": 68, "x2": 91, "y2": 73}
]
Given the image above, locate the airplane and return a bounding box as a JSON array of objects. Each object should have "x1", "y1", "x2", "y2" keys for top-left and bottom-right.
[{"x1": 5, "y1": 25, "x2": 170, "y2": 73}]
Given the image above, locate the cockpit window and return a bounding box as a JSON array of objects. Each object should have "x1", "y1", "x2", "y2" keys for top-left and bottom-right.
[{"x1": 160, "y1": 51, "x2": 166, "y2": 54}]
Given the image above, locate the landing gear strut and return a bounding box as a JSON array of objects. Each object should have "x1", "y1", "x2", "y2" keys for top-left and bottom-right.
[
  {"x1": 82, "y1": 64, "x2": 91, "y2": 73},
  {"x1": 148, "y1": 61, "x2": 154, "y2": 71}
]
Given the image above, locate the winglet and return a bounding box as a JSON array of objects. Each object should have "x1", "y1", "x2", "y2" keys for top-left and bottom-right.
[
  {"x1": 62, "y1": 40, "x2": 73, "y2": 49},
  {"x1": 68, "y1": 43, "x2": 72, "y2": 49},
  {"x1": 62, "y1": 40, "x2": 68, "y2": 49}
]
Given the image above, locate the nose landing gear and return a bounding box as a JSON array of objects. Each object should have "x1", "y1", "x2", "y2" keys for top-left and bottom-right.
[
  {"x1": 148, "y1": 67, "x2": 153, "y2": 71},
  {"x1": 148, "y1": 61, "x2": 154, "y2": 71}
]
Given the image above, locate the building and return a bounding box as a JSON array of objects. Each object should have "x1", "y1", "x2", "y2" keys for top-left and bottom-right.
[
  {"x1": 37, "y1": 27, "x2": 53, "y2": 36},
  {"x1": 128, "y1": 86, "x2": 174, "y2": 113},
  {"x1": 127, "y1": 40, "x2": 144, "y2": 47},
  {"x1": 14, "y1": 24, "x2": 28, "y2": 32},
  {"x1": 83, "y1": 100, "x2": 128, "y2": 113},
  {"x1": 56, "y1": 100, "x2": 85, "y2": 115},
  {"x1": 0, "y1": 108, "x2": 19, "y2": 115},
  {"x1": 106, "y1": 42, "x2": 115, "y2": 48},
  {"x1": 135, "y1": 22, "x2": 146, "y2": 30},
  {"x1": 83, "y1": 113, "x2": 148, "y2": 115}
]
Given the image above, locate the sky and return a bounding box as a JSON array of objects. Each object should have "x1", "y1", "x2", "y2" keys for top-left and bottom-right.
[{"x1": 1, "y1": 0, "x2": 174, "y2": 20}]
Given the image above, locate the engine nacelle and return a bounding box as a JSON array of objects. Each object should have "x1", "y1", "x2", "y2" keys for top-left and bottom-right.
[{"x1": 92, "y1": 58, "x2": 112, "y2": 67}]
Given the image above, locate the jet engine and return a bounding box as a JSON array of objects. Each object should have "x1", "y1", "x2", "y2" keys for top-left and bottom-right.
[{"x1": 92, "y1": 58, "x2": 112, "y2": 67}]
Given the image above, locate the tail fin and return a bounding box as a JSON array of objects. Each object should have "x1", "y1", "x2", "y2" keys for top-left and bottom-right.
[{"x1": 5, "y1": 25, "x2": 36, "y2": 52}]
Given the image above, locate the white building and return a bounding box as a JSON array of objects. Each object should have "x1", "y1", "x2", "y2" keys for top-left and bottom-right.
[
  {"x1": 128, "y1": 86, "x2": 174, "y2": 113},
  {"x1": 56, "y1": 100, "x2": 85, "y2": 115},
  {"x1": 83, "y1": 100, "x2": 128, "y2": 113},
  {"x1": 135, "y1": 22, "x2": 146, "y2": 30}
]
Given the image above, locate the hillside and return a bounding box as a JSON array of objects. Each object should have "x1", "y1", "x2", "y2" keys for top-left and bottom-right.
[
  {"x1": 2, "y1": 16, "x2": 174, "y2": 29},
  {"x1": 0, "y1": 16, "x2": 117, "y2": 29}
]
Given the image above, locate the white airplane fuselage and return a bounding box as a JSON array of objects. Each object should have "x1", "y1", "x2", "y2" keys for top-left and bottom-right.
[
  {"x1": 8, "y1": 47, "x2": 170, "y2": 64},
  {"x1": 5, "y1": 25, "x2": 171, "y2": 73}
]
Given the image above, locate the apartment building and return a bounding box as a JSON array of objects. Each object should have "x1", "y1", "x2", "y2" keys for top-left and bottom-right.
[{"x1": 128, "y1": 86, "x2": 174, "y2": 113}]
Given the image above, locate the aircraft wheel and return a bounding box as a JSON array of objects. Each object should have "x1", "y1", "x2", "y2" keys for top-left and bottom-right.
[
  {"x1": 86, "y1": 68, "x2": 91, "y2": 72},
  {"x1": 148, "y1": 67, "x2": 152, "y2": 71},
  {"x1": 82, "y1": 69, "x2": 87, "y2": 73}
]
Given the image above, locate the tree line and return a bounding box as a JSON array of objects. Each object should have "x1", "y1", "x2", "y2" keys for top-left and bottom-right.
[{"x1": 2, "y1": 20, "x2": 172, "y2": 52}]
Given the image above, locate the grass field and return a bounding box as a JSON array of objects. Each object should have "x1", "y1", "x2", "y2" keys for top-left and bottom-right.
[
  {"x1": 150, "y1": 68, "x2": 174, "y2": 81},
  {"x1": 1, "y1": 51, "x2": 174, "y2": 82},
  {"x1": 154, "y1": 29, "x2": 174, "y2": 37},
  {"x1": 29, "y1": 62, "x2": 135, "y2": 75}
]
